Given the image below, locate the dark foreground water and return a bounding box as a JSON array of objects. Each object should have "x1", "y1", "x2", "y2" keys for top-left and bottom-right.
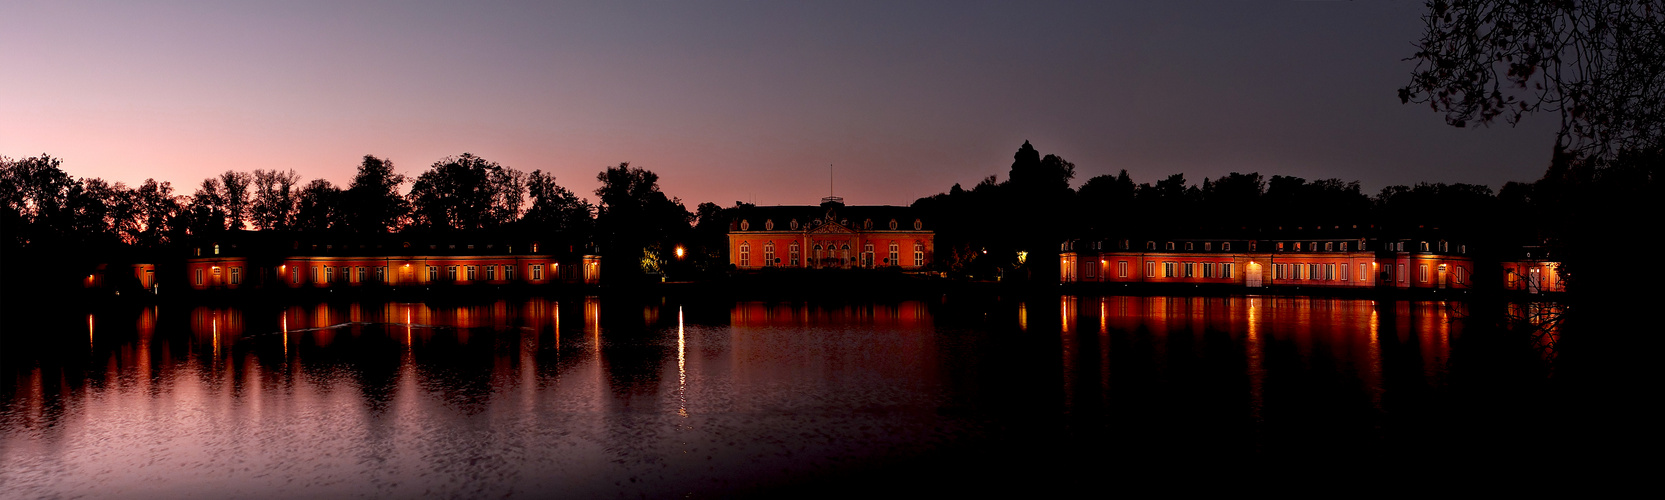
[{"x1": 1, "y1": 294, "x2": 1564, "y2": 497}]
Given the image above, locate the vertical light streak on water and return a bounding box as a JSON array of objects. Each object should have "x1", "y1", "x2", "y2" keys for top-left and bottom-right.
[
  {"x1": 1246, "y1": 297, "x2": 1265, "y2": 423},
  {"x1": 281, "y1": 312, "x2": 289, "y2": 359},
  {"x1": 678, "y1": 306, "x2": 687, "y2": 418},
  {"x1": 1060, "y1": 296, "x2": 1076, "y2": 413},
  {"x1": 1367, "y1": 301, "x2": 1384, "y2": 414},
  {"x1": 1099, "y1": 297, "x2": 1111, "y2": 409},
  {"x1": 1018, "y1": 302, "x2": 1028, "y2": 332},
  {"x1": 553, "y1": 301, "x2": 560, "y2": 348}
]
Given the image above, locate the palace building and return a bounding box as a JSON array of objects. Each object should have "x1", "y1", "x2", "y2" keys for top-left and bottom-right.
[
  {"x1": 727, "y1": 197, "x2": 934, "y2": 270},
  {"x1": 1060, "y1": 237, "x2": 1476, "y2": 291},
  {"x1": 181, "y1": 231, "x2": 599, "y2": 292}
]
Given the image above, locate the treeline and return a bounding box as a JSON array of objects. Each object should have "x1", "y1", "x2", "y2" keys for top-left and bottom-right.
[
  {"x1": 911, "y1": 141, "x2": 1657, "y2": 283},
  {"x1": 1, "y1": 153, "x2": 712, "y2": 293}
]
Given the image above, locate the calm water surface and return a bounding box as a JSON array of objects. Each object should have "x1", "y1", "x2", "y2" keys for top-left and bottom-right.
[{"x1": 0, "y1": 295, "x2": 1558, "y2": 497}]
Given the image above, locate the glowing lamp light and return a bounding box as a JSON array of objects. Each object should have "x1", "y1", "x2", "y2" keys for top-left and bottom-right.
[{"x1": 675, "y1": 246, "x2": 686, "y2": 259}]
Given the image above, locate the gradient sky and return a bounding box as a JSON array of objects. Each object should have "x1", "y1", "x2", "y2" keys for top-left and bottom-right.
[{"x1": 2, "y1": 1, "x2": 1561, "y2": 207}]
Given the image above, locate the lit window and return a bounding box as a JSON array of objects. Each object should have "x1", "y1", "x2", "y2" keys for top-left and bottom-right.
[
  {"x1": 913, "y1": 243, "x2": 924, "y2": 267},
  {"x1": 765, "y1": 241, "x2": 775, "y2": 266},
  {"x1": 1145, "y1": 261, "x2": 1156, "y2": 278},
  {"x1": 532, "y1": 264, "x2": 543, "y2": 281},
  {"x1": 504, "y1": 265, "x2": 516, "y2": 280},
  {"x1": 326, "y1": 267, "x2": 334, "y2": 283},
  {"x1": 741, "y1": 242, "x2": 751, "y2": 267},
  {"x1": 467, "y1": 266, "x2": 476, "y2": 281},
  {"x1": 888, "y1": 242, "x2": 899, "y2": 265},
  {"x1": 1419, "y1": 264, "x2": 1429, "y2": 282},
  {"x1": 1277, "y1": 242, "x2": 1285, "y2": 251},
  {"x1": 428, "y1": 266, "x2": 438, "y2": 282},
  {"x1": 229, "y1": 267, "x2": 239, "y2": 285},
  {"x1": 1327, "y1": 264, "x2": 1336, "y2": 280}
]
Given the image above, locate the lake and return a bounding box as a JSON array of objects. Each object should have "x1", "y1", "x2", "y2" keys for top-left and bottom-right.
[{"x1": 0, "y1": 294, "x2": 1563, "y2": 497}]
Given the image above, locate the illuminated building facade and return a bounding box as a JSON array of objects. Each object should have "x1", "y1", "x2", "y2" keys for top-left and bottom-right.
[
  {"x1": 1060, "y1": 237, "x2": 1475, "y2": 290},
  {"x1": 183, "y1": 232, "x2": 600, "y2": 291},
  {"x1": 727, "y1": 197, "x2": 934, "y2": 270}
]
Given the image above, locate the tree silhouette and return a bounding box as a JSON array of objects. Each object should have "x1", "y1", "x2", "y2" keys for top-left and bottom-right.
[
  {"x1": 594, "y1": 163, "x2": 691, "y2": 281},
  {"x1": 250, "y1": 169, "x2": 300, "y2": 230},
  {"x1": 408, "y1": 153, "x2": 524, "y2": 231},
  {"x1": 342, "y1": 155, "x2": 409, "y2": 233},
  {"x1": 293, "y1": 178, "x2": 341, "y2": 232},
  {"x1": 1400, "y1": 0, "x2": 1663, "y2": 166}
]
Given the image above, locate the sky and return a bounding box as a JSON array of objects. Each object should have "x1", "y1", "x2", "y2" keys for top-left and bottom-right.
[{"x1": 2, "y1": 1, "x2": 1562, "y2": 207}]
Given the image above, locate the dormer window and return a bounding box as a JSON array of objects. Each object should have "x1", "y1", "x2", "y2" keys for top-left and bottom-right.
[
  {"x1": 1324, "y1": 242, "x2": 1333, "y2": 252},
  {"x1": 1294, "y1": 242, "x2": 1301, "y2": 251},
  {"x1": 1121, "y1": 240, "x2": 1130, "y2": 250},
  {"x1": 1165, "y1": 242, "x2": 1175, "y2": 251},
  {"x1": 1420, "y1": 241, "x2": 1430, "y2": 252},
  {"x1": 1222, "y1": 242, "x2": 1231, "y2": 251},
  {"x1": 1146, "y1": 241, "x2": 1156, "y2": 250},
  {"x1": 213, "y1": 244, "x2": 220, "y2": 255},
  {"x1": 1278, "y1": 242, "x2": 1285, "y2": 251},
  {"x1": 790, "y1": 219, "x2": 799, "y2": 230},
  {"x1": 1184, "y1": 242, "x2": 1193, "y2": 251},
  {"x1": 889, "y1": 219, "x2": 898, "y2": 230},
  {"x1": 765, "y1": 219, "x2": 774, "y2": 230},
  {"x1": 1340, "y1": 242, "x2": 1349, "y2": 252},
  {"x1": 741, "y1": 220, "x2": 750, "y2": 230},
  {"x1": 913, "y1": 219, "x2": 922, "y2": 230},
  {"x1": 1204, "y1": 242, "x2": 1212, "y2": 251},
  {"x1": 532, "y1": 243, "x2": 539, "y2": 253},
  {"x1": 864, "y1": 219, "x2": 873, "y2": 229}
]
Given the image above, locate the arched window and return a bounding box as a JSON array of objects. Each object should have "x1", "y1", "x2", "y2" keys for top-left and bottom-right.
[
  {"x1": 864, "y1": 219, "x2": 873, "y2": 229},
  {"x1": 913, "y1": 219, "x2": 922, "y2": 230},
  {"x1": 765, "y1": 219, "x2": 774, "y2": 230},
  {"x1": 790, "y1": 219, "x2": 799, "y2": 230},
  {"x1": 888, "y1": 241, "x2": 899, "y2": 266},
  {"x1": 740, "y1": 220, "x2": 749, "y2": 230},
  {"x1": 913, "y1": 242, "x2": 924, "y2": 267},
  {"x1": 889, "y1": 219, "x2": 898, "y2": 230},
  {"x1": 789, "y1": 242, "x2": 800, "y2": 266},
  {"x1": 765, "y1": 241, "x2": 775, "y2": 266},
  {"x1": 813, "y1": 244, "x2": 824, "y2": 265},
  {"x1": 841, "y1": 244, "x2": 851, "y2": 266},
  {"x1": 864, "y1": 243, "x2": 874, "y2": 267}
]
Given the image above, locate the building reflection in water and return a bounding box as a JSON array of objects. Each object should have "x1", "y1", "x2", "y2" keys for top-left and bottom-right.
[{"x1": 0, "y1": 294, "x2": 1549, "y2": 497}]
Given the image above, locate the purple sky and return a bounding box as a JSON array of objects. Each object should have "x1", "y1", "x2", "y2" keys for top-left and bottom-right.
[{"x1": 2, "y1": 1, "x2": 1560, "y2": 207}]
